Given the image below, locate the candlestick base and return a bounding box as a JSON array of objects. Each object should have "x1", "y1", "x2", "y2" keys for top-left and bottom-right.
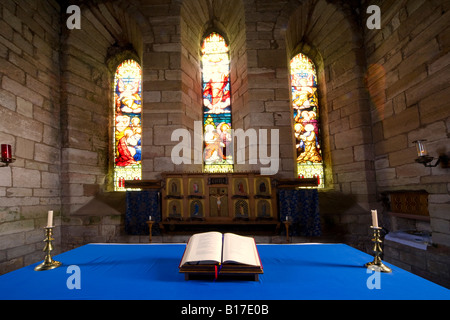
[
  {"x1": 365, "y1": 260, "x2": 392, "y2": 273},
  {"x1": 34, "y1": 259, "x2": 62, "y2": 271},
  {"x1": 34, "y1": 227, "x2": 62, "y2": 271},
  {"x1": 365, "y1": 226, "x2": 392, "y2": 273}
]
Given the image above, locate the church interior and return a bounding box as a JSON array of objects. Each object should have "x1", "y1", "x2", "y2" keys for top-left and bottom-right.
[{"x1": 0, "y1": 0, "x2": 450, "y2": 296}]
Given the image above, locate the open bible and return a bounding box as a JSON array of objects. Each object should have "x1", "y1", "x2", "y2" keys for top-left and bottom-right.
[{"x1": 179, "y1": 232, "x2": 263, "y2": 280}]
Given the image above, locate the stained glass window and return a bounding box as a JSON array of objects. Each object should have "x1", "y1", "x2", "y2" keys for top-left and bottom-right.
[
  {"x1": 113, "y1": 59, "x2": 142, "y2": 191},
  {"x1": 201, "y1": 32, "x2": 233, "y2": 173},
  {"x1": 290, "y1": 53, "x2": 324, "y2": 188}
]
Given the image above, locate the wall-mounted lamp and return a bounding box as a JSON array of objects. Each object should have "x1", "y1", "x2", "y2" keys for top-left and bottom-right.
[
  {"x1": 413, "y1": 140, "x2": 449, "y2": 168},
  {"x1": 1, "y1": 144, "x2": 15, "y2": 167}
]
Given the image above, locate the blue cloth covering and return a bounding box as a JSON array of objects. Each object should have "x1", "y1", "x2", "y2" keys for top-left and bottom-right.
[
  {"x1": 125, "y1": 190, "x2": 161, "y2": 235},
  {"x1": 0, "y1": 243, "x2": 448, "y2": 300},
  {"x1": 278, "y1": 189, "x2": 321, "y2": 236}
]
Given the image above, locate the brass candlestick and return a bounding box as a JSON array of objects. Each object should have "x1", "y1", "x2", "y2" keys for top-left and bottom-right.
[
  {"x1": 365, "y1": 226, "x2": 392, "y2": 273},
  {"x1": 146, "y1": 220, "x2": 154, "y2": 243},
  {"x1": 34, "y1": 227, "x2": 62, "y2": 271},
  {"x1": 283, "y1": 220, "x2": 291, "y2": 243}
]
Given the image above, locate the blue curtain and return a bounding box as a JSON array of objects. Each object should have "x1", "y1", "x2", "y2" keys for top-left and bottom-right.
[
  {"x1": 278, "y1": 189, "x2": 321, "y2": 236},
  {"x1": 125, "y1": 190, "x2": 161, "y2": 235}
]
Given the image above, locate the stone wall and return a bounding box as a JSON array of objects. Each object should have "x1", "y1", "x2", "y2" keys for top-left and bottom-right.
[
  {"x1": 0, "y1": 0, "x2": 61, "y2": 274},
  {"x1": 63, "y1": 0, "x2": 380, "y2": 249},
  {"x1": 282, "y1": 0, "x2": 377, "y2": 247},
  {"x1": 59, "y1": 1, "x2": 150, "y2": 250},
  {"x1": 384, "y1": 240, "x2": 450, "y2": 289},
  {"x1": 364, "y1": 0, "x2": 450, "y2": 247},
  {"x1": 1, "y1": 0, "x2": 448, "y2": 286},
  {"x1": 179, "y1": 0, "x2": 249, "y2": 173},
  {"x1": 364, "y1": 0, "x2": 450, "y2": 288},
  {"x1": 141, "y1": 1, "x2": 184, "y2": 177},
  {"x1": 0, "y1": 0, "x2": 384, "y2": 273}
]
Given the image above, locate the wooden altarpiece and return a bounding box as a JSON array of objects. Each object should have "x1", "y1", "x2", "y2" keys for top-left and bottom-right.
[
  {"x1": 160, "y1": 172, "x2": 279, "y2": 232},
  {"x1": 125, "y1": 173, "x2": 318, "y2": 234}
]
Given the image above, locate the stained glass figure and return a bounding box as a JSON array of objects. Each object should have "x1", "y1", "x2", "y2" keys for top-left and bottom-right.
[
  {"x1": 113, "y1": 59, "x2": 142, "y2": 191},
  {"x1": 202, "y1": 32, "x2": 233, "y2": 173},
  {"x1": 290, "y1": 53, "x2": 324, "y2": 188}
]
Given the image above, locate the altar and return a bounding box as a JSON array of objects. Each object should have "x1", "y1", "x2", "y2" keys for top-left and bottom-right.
[
  {"x1": 0, "y1": 243, "x2": 448, "y2": 301},
  {"x1": 124, "y1": 173, "x2": 321, "y2": 237}
]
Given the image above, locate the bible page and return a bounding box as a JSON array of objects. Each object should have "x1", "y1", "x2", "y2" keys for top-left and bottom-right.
[
  {"x1": 180, "y1": 231, "x2": 223, "y2": 265},
  {"x1": 222, "y1": 233, "x2": 260, "y2": 266}
]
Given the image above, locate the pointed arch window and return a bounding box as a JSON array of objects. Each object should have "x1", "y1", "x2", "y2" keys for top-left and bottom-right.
[
  {"x1": 290, "y1": 53, "x2": 324, "y2": 188},
  {"x1": 201, "y1": 32, "x2": 233, "y2": 173},
  {"x1": 113, "y1": 59, "x2": 142, "y2": 191}
]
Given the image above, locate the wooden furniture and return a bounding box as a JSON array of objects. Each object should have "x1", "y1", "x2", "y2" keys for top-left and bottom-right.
[
  {"x1": 180, "y1": 263, "x2": 263, "y2": 281},
  {"x1": 179, "y1": 232, "x2": 263, "y2": 281},
  {"x1": 161, "y1": 172, "x2": 279, "y2": 233},
  {"x1": 380, "y1": 190, "x2": 430, "y2": 229},
  {"x1": 124, "y1": 173, "x2": 319, "y2": 235}
]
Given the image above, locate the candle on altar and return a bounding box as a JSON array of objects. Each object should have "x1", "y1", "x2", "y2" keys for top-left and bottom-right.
[
  {"x1": 149, "y1": 216, "x2": 152, "y2": 221},
  {"x1": 1, "y1": 144, "x2": 12, "y2": 160},
  {"x1": 47, "y1": 210, "x2": 53, "y2": 227},
  {"x1": 371, "y1": 210, "x2": 378, "y2": 228}
]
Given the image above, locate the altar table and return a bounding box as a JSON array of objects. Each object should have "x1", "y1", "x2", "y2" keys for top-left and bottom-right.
[{"x1": 0, "y1": 243, "x2": 448, "y2": 300}]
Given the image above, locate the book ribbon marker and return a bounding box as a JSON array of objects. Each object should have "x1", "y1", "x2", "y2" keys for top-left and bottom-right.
[{"x1": 214, "y1": 263, "x2": 222, "y2": 281}]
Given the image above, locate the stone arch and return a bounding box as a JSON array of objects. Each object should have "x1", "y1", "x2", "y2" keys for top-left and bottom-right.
[
  {"x1": 60, "y1": 0, "x2": 147, "y2": 213},
  {"x1": 284, "y1": 0, "x2": 375, "y2": 205},
  {"x1": 180, "y1": 0, "x2": 247, "y2": 105},
  {"x1": 178, "y1": 0, "x2": 247, "y2": 172}
]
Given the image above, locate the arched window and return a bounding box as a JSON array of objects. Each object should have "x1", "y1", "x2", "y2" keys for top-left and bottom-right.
[
  {"x1": 113, "y1": 59, "x2": 142, "y2": 191},
  {"x1": 201, "y1": 32, "x2": 233, "y2": 173},
  {"x1": 290, "y1": 53, "x2": 324, "y2": 188}
]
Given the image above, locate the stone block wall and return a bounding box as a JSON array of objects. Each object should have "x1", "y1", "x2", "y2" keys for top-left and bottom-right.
[
  {"x1": 0, "y1": 0, "x2": 61, "y2": 274},
  {"x1": 0, "y1": 0, "x2": 382, "y2": 273},
  {"x1": 179, "y1": 0, "x2": 251, "y2": 173},
  {"x1": 282, "y1": 1, "x2": 377, "y2": 247},
  {"x1": 243, "y1": 1, "x2": 292, "y2": 176},
  {"x1": 142, "y1": 2, "x2": 185, "y2": 177},
  {"x1": 364, "y1": 0, "x2": 450, "y2": 247},
  {"x1": 363, "y1": 0, "x2": 450, "y2": 287},
  {"x1": 384, "y1": 240, "x2": 450, "y2": 289},
  {"x1": 59, "y1": 1, "x2": 152, "y2": 251},
  {"x1": 1, "y1": 0, "x2": 448, "y2": 286}
]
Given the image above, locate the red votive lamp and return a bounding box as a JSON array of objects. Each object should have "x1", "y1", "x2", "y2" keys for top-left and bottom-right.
[{"x1": 1, "y1": 144, "x2": 12, "y2": 160}]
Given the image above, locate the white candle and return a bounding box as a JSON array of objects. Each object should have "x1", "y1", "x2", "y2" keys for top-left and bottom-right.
[
  {"x1": 371, "y1": 210, "x2": 378, "y2": 228},
  {"x1": 47, "y1": 210, "x2": 53, "y2": 227},
  {"x1": 149, "y1": 216, "x2": 152, "y2": 221}
]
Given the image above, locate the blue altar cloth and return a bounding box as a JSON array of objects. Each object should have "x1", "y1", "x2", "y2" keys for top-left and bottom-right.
[{"x1": 0, "y1": 243, "x2": 448, "y2": 300}]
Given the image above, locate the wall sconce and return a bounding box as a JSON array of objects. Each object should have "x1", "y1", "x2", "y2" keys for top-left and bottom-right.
[
  {"x1": 1, "y1": 144, "x2": 15, "y2": 167},
  {"x1": 413, "y1": 140, "x2": 449, "y2": 168}
]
